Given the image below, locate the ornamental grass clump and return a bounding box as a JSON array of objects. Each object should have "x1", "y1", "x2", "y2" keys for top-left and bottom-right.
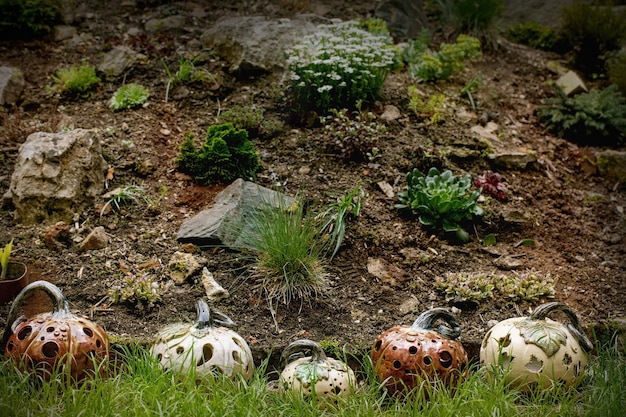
[
  {"x1": 286, "y1": 20, "x2": 396, "y2": 115},
  {"x1": 396, "y1": 167, "x2": 483, "y2": 243},
  {"x1": 174, "y1": 123, "x2": 260, "y2": 184}
]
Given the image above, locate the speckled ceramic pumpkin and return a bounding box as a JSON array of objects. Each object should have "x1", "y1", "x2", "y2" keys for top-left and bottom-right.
[
  {"x1": 480, "y1": 302, "x2": 592, "y2": 390},
  {"x1": 151, "y1": 299, "x2": 254, "y2": 381},
  {"x1": 279, "y1": 339, "x2": 356, "y2": 402},
  {"x1": 371, "y1": 308, "x2": 468, "y2": 395},
  {"x1": 2, "y1": 280, "x2": 109, "y2": 381}
]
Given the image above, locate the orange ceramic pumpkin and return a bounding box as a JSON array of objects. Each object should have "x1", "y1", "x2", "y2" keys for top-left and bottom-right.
[
  {"x1": 372, "y1": 307, "x2": 468, "y2": 395},
  {"x1": 2, "y1": 280, "x2": 109, "y2": 380}
]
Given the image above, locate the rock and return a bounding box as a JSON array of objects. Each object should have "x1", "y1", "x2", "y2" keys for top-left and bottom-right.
[
  {"x1": 397, "y1": 296, "x2": 421, "y2": 317},
  {"x1": 98, "y1": 46, "x2": 146, "y2": 79},
  {"x1": 470, "y1": 122, "x2": 499, "y2": 141},
  {"x1": 492, "y1": 255, "x2": 525, "y2": 271},
  {"x1": 380, "y1": 104, "x2": 402, "y2": 122},
  {"x1": 144, "y1": 15, "x2": 186, "y2": 32},
  {"x1": 555, "y1": 70, "x2": 587, "y2": 96},
  {"x1": 7, "y1": 129, "x2": 106, "y2": 225},
  {"x1": 79, "y1": 226, "x2": 108, "y2": 252},
  {"x1": 53, "y1": 25, "x2": 77, "y2": 42},
  {"x1": 377, "y1": 181, "x2": 394, "y2": 198},
  {"x1": 596, "y1": 150, "x2": 626, "y2": 184},
  {"x1": 374, "y1": 0, "x2": 428, "y2": 42},
  {"x1": 200, "y1": 15, "x2": 328, "y2": 74},
  {"x1": 501, "y1": 209, "x2": 528, "y2": 224},
  {"x1": 177, "y1": 178, "x2": 296, "y2": 247},
  {"x1": 0, "y1": 66, "x2": 25, "y2": 106},
  {"x1": 43, "y1": 221, "x2": 71, "y2": 251},
  {"x1": 487, "y1": 151, "x2": 537, "y2": 170},
  {"x1": 200, "y1": 267, "x2": 229, "y2": 302},
  {"x1": 168, "y1": 251, "x2": 204, "y2": 285}
]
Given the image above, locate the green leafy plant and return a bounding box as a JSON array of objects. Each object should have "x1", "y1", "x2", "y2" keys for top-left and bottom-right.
[
  {"x1": 504, "y1": 22, "x2": 558, "y2": 51},
  {"x1": 108, "y1": 272, "x2": 170, "y2": 310},
  {"x1": 163, "y1": 58, "x2": 218, "y2": 102},
  {"x1": 435, "y1": 269, "x2": 556, "y2": 304},
  {"x1": 402, "y1": 30, "x2": 431, "y2": 65},
  {"x1": 100, "y1": 185, "x2": 147, "y2": 218},
  {"x1": 174, "y1": 123, "x2": 260, "y2": 184},
  {"x1": 474, "y1": 170, "x2": 507, "y2": 201},
  {"x1": 396, "y1": 167, "x2": 483, "y2": 242},
  {"x1": 0, "y1": 239, "x2": 13, "y2": 281},
  {"x1": 110, "y1": 83, "x2": 149, "y2": 111},
  {"x1": 316, "y1": 184, "x2": 364, "y2": 260},
  {"x1": 408, "y1": 86, "x2": 445, "y2": 124},
  {"x1": 409, "y1": 34, "x2": 482, "y2": 82},
  {"x1": 536, "y1": 85, "x2": 626, "y2": 145},
  {"x1": 218, "y1": 105, "x2": 283, "y2": 138},
  {"x1": 49, "y1": 62, "x2": 101, "y2": 97},
  {"x1": 322, "y1": 107, "x2": 385, "y2": 162},
  {"x1": 559, "y1": 0, "x2": 626, "y2": 75},
  {"x1": 286, "y1": 20, "x2": 395, "y2": 115},
  {"x1": 608, "y1": 54, "x2": 626, "y2": 95},
  {"x1": 0, "y1": 0, "x2": 62, "y2": 38}
]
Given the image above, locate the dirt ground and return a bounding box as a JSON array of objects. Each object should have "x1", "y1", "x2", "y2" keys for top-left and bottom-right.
[{"x1": 1, "y1": 0, "x2": 625, "y2": 365}]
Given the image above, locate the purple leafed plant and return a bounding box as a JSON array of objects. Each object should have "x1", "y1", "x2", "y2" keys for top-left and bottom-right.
[{"x1": 474, "y1": 171, "x2": 507, "y2": 201}]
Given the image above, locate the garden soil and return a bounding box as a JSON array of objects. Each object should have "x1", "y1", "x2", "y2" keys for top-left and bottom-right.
[{"x1": 1, "y1": 0, "x2": 625, "y2": 367}]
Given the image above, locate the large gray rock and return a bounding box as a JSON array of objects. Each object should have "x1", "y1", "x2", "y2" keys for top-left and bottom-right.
[
  {"x1": 7, "y1": 129, "x2": 106, "y2": 225},
  {"x1": 0, "y1": 66, "x2": 25, "y2": 106},
  {"x1": 374, "y1": 0, "x2": 428, "y2": 42},
  {"x1": 177, "y1": 178, "x2": 296, "y2": 247},
  {"x1": 145, "y1": 15, "x2": 186, "y2": 32},
  {"x1": 98, "y1": 46, "x2": 146, "y2": 79},
  {"x1": 200, "y1": 15, "x2": 328, "y2": 74}
]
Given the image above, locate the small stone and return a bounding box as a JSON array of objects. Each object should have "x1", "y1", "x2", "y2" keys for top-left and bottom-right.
[
  {"x1": 168, "y1": 251, "x2": 203, "y2": 285},
  {"x1": 200, "y1": 267, "x2": 229, "y2": 301},
  {"x1": 43, "y1": 221, "x2": 71, "y2": 251},
  {"x1": 379, "y1": 105, "x2": 401, "y2": 122},
  {"x1": 493, "y1": 255, "x2": 524, "y2": 271},
  {"x1": 79, "y1": 226, "x2": 108, "y2": 252},
  {"x1": 377, "y1": 181, "x2": 394, "y2": 198}
]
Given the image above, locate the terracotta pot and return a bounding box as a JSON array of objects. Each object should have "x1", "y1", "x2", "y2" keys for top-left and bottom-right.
[{"x1": 0, "y1": 262, "x2": 29, "y2": 304}]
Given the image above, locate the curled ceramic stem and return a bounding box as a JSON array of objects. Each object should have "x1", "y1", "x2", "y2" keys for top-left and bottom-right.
[
  {"x1": 281, "y1": 339, "x2": 327, "y2": 368},
  {"x1": 529, "y1": 302, "x2": 593, "y2": 353},
  {"x1": 412, "y1": 307, "x2": 462, "y2": 340},
  {"x1": 193, "y1": 298, "x2": 235, "y2": 330}
]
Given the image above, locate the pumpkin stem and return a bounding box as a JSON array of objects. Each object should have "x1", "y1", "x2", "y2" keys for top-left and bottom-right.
[
  {"x1": 1, "y1": 280, "x2": 71, "y2": 354},
  {"x1": 412, "y1": 308, "x2": 462, "y2": 340},
  {"x1": 529, "y1": 302, "x2": 593, "y2": 353},
  {"x1": 281, "y1": 339, "x2": 327, "y2": 368},
  {"x1": 193, "y1": 299, "x2": 235, "y2": 330}
]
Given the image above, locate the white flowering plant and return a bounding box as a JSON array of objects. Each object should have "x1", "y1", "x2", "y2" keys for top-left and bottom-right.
[{"x1": 286, "y1": 20, "x2": 396, "y2": 116}]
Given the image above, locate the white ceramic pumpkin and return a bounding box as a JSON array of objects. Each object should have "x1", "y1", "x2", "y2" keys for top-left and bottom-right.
[
  {"x1": 151, "y1": 299, "x2": 254, "y2": 381},
  {"x1": 279, "y1": 339, "x2": 356, "y2": 402},
  {"x1": 480, "y1": 302, "x2": 592, "y2": 390}
]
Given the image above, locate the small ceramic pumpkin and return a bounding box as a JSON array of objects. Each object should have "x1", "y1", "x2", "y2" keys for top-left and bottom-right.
[
  {"x1": 1, "y1": 280, "x2": 110, "y2": 380},
  {"x1": 371, "y1": 308, "x2": 468, "y2": 395},
  {"x1": 151, "y1": 299, "x2": 254, "y2": 380},
  {"x1": 279, "y1": 339, "x2": 356, "y2": 402},
  {"x1": 480, "y1": 302, "x2": 592, "y2": 390}
]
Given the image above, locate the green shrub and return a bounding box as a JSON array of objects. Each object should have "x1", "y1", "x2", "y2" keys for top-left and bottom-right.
[
  {"x1": 163, "y1": 58, "x2": 218, "y2": 102},
  {"x1": 408, "y1": 85, "x2": 445, "y2": 123},
  {"x1": 174, "y1": 123, "x2": 260, "y2": 184},
  {"x1": 0, "y1": 0, "x2": 62, "y2": 38},
  {"x1": 49, "y1": 62, "x2": 100, "y2": 97},
  {"x1": 110, "y1": 84, "x2": 150, "y2": 111},
  {"x1": 504, "y1": 22, "x2": 558, "y2": 51},
  {"x1": 536, "y1": 85, "x2": 626, "y2": 146},
  {"x1": 396, "y1": 167, "x2": 483, "y2": 243},
  {"x1": 559, "y1": 0, "x2": 626, "y2": 75},
  {"x1": 286, "y1": 20, "x2": 396, "y2": 116},
  {"x1": 322, "y1": 108, "x2": 385, "y2": 162},
  {"x1": 409, "y1": 34, "x2": 482, "y2": 82},
  {"x1": 429, "y1": 0, "x2": 503, "y2": 34},
  {"x1": 608, "y1": 54, "x2": 626, "y2": 95}
]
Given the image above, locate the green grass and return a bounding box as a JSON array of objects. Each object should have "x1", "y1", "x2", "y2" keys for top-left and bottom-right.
[{"x1": 0, "y1": 342, "x2": 624, "y2": 416}]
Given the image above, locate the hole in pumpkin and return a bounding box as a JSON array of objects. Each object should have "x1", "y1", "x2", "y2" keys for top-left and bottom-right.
[
  {"x1": 46, "y1": 326, "x2": 55, "y2": 333},
  {"x1": 197, "y1": 343, "x2": 214, "y2": 367},
  {"x1": 157, "y1": 353, "x2": 163, "y2": 361},
  {"x1": 232, "y1": 350, "x2": 242, "y2": 363},
  {"x1": 176, "y1": 346, "x2": 184, "y2": 355},
  {"x1": 375, "y1": 340, "x2": 382, "y2": 351},
  {"x1": 7, "y1": 341, "x2": 15, "y2": 352},
  {"x1": 501, "y1": 352, "x2": 512, "y2": 368},
  {"x1": 563, "y1": 353, "x2": 572, "y2": 365},
  {"x1": 96, "y1": 339, "x2": 102, "y2": 348},
  {"x1": 333, "y1": 386, "x2": 342, "y2": 395},
  {"x1": 42, "y1": 341, "x2": 59, "y2": 358},
  {"x1": 482, "y1": 331, "x2": 491, "y2": 349},
  {"x1": 525, "y1": 355, "x2": 543, "y2": 373},
  {"x1": 17, "y1": 326, "x2": 32, "y2": 340},
  {"x1": 408, "y1": 346, "x2": 418, "y2": 355},
  {"x1": 83, "y1": 327, "x2": 94, "y2": 337},
  {"x1": 499, "y1": 334, "x2": 511, "y2": 348},
  {"x1": 439, "y1": 351, "x2": 453, "y2": 368},
  {"x1": 393, "y1": 360, "x2": 402, "y2": 369},
  {"x1": 424, "y1": 356, "x2": 432, "y2": 366}
]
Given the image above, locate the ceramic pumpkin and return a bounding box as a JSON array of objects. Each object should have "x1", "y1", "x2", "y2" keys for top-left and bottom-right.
[
  {"x1": 371, "y1": 308, "x2": 468, "y2": 395},
  {"x1": 480, "y1": 302, "x2": 593, "y2": 390},
  {"x1": 279, "y1": 339, "x2": 356, "y2": 402},
  {"x1": 1, "y1": 280, "x2": 109, "y2": 380},
  {"x1": 151, "y1": 299, "x2": 254, "y2": 380}
]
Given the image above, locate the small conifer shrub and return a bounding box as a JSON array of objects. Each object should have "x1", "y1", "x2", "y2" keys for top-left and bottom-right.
[{"x1": 175, "y1": 123, "x2": 260, "y2": 184}]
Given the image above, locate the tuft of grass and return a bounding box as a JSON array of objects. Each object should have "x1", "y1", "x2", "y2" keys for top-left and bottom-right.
[
  {"x1": 110, "y1": 83, "x2": 150, "y2": 111},
  {"x1": 49, "y1": 62, "x2": 101, "y2": 97},
  {"x1": 100, "y1": 185, "x2": 147, "y2": 218}
]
